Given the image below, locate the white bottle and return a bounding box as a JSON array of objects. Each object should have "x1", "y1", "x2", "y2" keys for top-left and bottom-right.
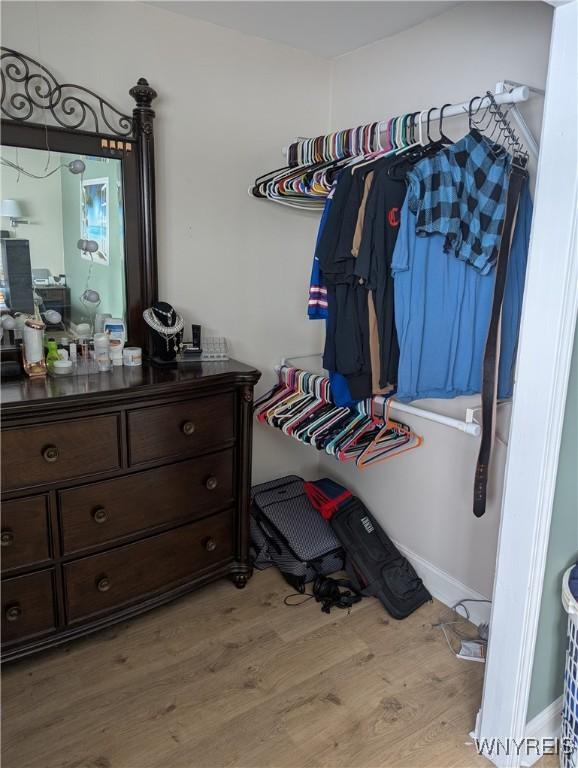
[{"x1": 103, "y1": 318, "x2": 126, "y2": 365}]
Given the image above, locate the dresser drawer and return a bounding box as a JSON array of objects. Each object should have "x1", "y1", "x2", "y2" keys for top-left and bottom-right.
[
  {"x1": 59, "y1": 449, "x2": 235, "y2": 554},
  {"x1": 64, "y1": 508, "x2": 234, "y2": 622},
  {"x1": 1, "y1": 415, "x2": 121, "y2": 492},
  {"x1": 128, "y1": 393, "x2": 235, "y2": 466},
  {"x1": 2, "y1": 570, "x2": 56, "y2": 645},
  {"x1": 1, "y1": 495, "x2": 51, "y2": 572}
]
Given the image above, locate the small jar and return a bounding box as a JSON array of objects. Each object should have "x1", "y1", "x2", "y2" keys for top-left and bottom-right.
[
  {"x1": 110, "y1": 348, "x2": 123, "y2": 366},
  {"x1": 123, "y1": 346, "x2": 142, "y2": 367}
]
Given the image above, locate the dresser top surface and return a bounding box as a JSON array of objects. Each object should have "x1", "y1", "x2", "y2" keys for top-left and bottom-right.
[{"x1": 1, "y1": 360, "x2": 260, "y2": 414}]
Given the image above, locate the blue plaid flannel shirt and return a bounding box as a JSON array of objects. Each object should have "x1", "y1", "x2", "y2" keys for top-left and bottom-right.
[{"x1": 407, "y1": 129, "x2": 511, "y2": 275}]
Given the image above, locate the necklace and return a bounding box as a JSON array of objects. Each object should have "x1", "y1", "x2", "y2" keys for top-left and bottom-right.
[
  {"x1": 152, "y1": 306, "x2": 173, "y2": 319},
  {"x1": 143, "y1": 307, "x2": 184, "y2": 352}
]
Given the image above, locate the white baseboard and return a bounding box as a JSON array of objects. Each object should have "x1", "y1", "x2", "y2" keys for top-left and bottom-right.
[
  {"x1": 394, "y1": 540, "x2": 492, "y2": 627},
  {"x1": 520, "y1": 696, "x2": 563, "y2": 767}
]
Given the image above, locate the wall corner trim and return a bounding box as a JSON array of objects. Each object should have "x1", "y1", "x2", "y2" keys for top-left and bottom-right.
[{"x1": 476, "y1": 2, "x2": 578, "y2": 762}]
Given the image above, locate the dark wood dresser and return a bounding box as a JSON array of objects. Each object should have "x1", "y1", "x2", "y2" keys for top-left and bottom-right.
[{"x1": 0, "y1": 361, "x2": 260, "y2": 661}]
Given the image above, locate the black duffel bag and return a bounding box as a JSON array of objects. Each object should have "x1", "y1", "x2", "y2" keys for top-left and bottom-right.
[{"x1": 329, "y1": 495, "x2": 431, "y2": 619}]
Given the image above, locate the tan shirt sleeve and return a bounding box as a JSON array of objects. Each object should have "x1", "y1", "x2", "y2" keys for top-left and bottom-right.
[{"x1": 351, "y1": 170, "x2": 374, "y2": 258}]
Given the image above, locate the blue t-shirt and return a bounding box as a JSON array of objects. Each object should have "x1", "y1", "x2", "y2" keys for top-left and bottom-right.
[{"x1": 392, "y1": 182, "x2": 532, "y2": 402}]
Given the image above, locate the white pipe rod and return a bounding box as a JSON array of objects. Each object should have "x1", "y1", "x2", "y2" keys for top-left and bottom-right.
[
  {"x1": 276, "y1": 358, "x2": 481, "y2": 437},
  {"x1": 375, "y1": 397, "x2": 481, "y2": 438},
  {"x1": 282, "y1": 84, "x2": 531, "y2": 157}
]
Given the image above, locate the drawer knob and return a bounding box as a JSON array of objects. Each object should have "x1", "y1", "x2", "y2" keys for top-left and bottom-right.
[
  {"x1": 181, "y1": 421, "x2": 196, "y2": 436},
  {"x1": 205, "y1": 476, "x2": 218, "y2": 491},
  {"x1": 92, "y1": 507, "x2": 108, "y2": 525},
  {"x1": 96, "y1": 576, "x2": 111, "y2": 593},
  {"x1": 42, "y1": 445, "x2": 60, "y2": 463},
  {"x1": 204, "y1": 537, "x2": 217, "y2": 552},
  {"x1": 1, "y1": 529, "x2": 14, "y2": 547},
  {"x1": 5, "y1": 604, "x2": 22, "y2": 622}
]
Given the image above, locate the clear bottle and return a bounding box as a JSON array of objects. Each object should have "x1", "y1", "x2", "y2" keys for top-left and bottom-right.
[
  {"x1": 93, "y1": 332, "x2": 111, "y2": 373},
  {"x1": 22, "y1": 319, "x2": 47, "y2": 378}
]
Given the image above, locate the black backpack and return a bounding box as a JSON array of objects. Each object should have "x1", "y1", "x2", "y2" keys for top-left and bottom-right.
[{"x1": 330, "y1": 495, "x2": 431, "y2": 619}]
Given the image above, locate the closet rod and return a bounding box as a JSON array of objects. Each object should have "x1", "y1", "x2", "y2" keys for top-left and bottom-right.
[
  {"x1": 282, "y1": 84, "x2": 537, "y2": 159},
  {"x1": 374, "y1": 396, "x2": 481, "y2": 438},
  {"x1": 277, "y1": 357, "x2": 482, "y2": 438}
]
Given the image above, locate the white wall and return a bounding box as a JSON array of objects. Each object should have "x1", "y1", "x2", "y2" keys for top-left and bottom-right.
[
  {"x1": 1, "y1": 146, "x2": 64, "y2": 276},
  {"x1": 1, "y1": 1, "x2": 555, "y2": 596},
  {"x1": 1, "y1": 0, "x2": 329, "y2": 482},
  {"x1": 321, "y1": 1, "x2": 553, "y2": 597}
]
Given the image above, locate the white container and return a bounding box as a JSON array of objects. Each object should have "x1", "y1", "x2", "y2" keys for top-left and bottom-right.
[
  {"x1": 104, "y1": 318, "x2": 126, "y2": 344},
  {"x1": 123, "y1": 346, "x2": 142, "y2": 366},
  {"x1": 110, "y1": 348, "x2": 123, "y2": 366},
  {"x1": 104, "y1": 318, "x2": 126, "y2": 364},
  {"x1": 51, "y1": 359, "x2": 73, "y2": 376},
  {"x1": 22, "y1": 323, "x2": 44, "y2": 363},
  {"x1": 561, "y1": 566, "x2": 578, "y2": 768}
]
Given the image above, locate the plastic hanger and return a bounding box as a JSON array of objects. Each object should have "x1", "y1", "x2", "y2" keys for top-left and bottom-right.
[
  {"x1": 438, "y1": 102, "x2": 454, "y2": 144},
  {"x1": 269, "y1": 372, "x2": 315, "y2": 429},
  {"x1": 284, "y1": 374, "x2": 326, "y2": 436},
  {"x1": 309, "y1": 405, "x2": 352, "y2": 449},
  {"x1": 263, "y1": 370, "x2": 309, "y2": 426},
  {"x1": 468, "y1": 96, "x2": 484, "y2": 131},
  {"x1": 254, "y1": 367, "x2": 298, "y2": 421},
  {"x1": 324, "y1": 401, "x2": 368, "y2": 457},
  {"x1": 387, "y1": 108, "x2": 429, "y2": 177},
  {"x1": 356, "y1": 398, "x2": 423, "y2": 469},
  {"x1": 426, "y1": 107, "x2": 437, "y2": 143},
  {"x1": 335, "y1": 400, "x2": 379, "y2": 462}
]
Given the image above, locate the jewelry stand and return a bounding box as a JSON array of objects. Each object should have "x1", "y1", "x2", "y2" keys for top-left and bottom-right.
[{"x1": 144, "y1": 301, "x2": 184, "y2": 367}]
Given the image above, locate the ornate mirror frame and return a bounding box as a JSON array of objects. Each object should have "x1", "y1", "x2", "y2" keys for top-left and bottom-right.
[{"x1": 0, "y1": 47, "x2": 158, "y2": 350}]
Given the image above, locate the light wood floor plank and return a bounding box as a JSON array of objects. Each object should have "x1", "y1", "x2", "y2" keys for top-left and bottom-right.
[{"x1": 1, "y1": 569, "x2": 555, "y2": 768}]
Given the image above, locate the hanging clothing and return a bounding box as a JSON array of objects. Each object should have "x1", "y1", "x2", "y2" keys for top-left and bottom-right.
[
  {"x1": 323, "y1": 281, "x2": 372, "y2": 400},
  {"x1": 308, "y1": 188, "x2": 335, "y2": 320},
  {"x1": 317, "y1": 164, "x2": 375, "y2": 400},
  {"x1": 351, "y1": 170, "x2": 375, "y2": 257},
  {"x1": 307, "y1": 179, "x2": 358, "y2": 406},
  {"x1": 407, "y1": 129, "x2": 511, "y2": 275},
  {"x1": 315, "y1": 156, "x2": 407, "y2": 398},
  {"x1": 354, "y1": 156, "x2": 409, "y2": 388},
  {"x1": 391, "y1": 180, "x2": 532, "y2": 402}
]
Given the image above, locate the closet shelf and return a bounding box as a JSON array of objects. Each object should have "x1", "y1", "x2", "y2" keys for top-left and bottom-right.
[{"x1": 278, "y1": 355, "x2": 481, "y2": 438}]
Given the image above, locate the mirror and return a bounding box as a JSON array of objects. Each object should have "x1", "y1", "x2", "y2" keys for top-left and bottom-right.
[{"x1": 0, "y1": 145, "x2": 126, "y2": 334}]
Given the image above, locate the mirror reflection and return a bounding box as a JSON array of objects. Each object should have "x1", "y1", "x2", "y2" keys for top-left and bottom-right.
[{"x1": 0, "y1": 146, "x2": 126, "y2": 334}]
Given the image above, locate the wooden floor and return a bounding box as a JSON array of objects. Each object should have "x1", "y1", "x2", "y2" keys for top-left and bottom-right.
[{"x1": 2, "y1": 569, "x2": 557, "y2": 768}]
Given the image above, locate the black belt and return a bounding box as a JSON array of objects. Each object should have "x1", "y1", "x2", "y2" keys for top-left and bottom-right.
[{"x1": 473, "y1": 163, "x2": 527, "y2": 518}]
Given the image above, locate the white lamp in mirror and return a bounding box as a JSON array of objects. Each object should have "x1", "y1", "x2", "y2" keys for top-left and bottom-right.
[{"x1": 1, "y1": 199, "x2": 28, "y2": 228}]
